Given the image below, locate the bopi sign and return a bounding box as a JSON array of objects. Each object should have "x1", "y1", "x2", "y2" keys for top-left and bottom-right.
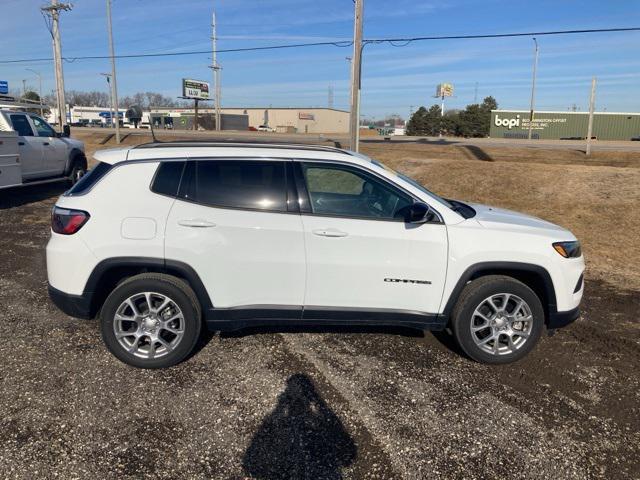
[{"x1": 494, "y1": 113, "x2": 521, "y2": 130}]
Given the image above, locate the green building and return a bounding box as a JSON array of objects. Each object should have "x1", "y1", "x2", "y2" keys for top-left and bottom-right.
[{"x1": 490, "y1": 110, "x2": 640, "y2": 141}]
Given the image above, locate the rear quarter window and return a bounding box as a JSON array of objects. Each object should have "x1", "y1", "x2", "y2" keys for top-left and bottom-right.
[
  {"x1": 65, "y1": 162, "x2": 112, "y2": 196},
  {"x1": 150, "y1": 161, "x2": 186, "y2": 197}
]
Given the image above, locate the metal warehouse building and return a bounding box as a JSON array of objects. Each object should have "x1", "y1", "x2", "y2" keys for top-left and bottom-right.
[{"x1": 490, "y1": 110, "x2": 640, "y2": 141}]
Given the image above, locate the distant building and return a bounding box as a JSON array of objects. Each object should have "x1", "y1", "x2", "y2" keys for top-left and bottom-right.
[{"x1": 490, "y1": 109, "x2": 640, "y2": 141}]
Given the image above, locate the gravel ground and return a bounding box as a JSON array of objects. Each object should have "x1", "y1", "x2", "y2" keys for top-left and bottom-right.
[{"x1": 0, "y1": 182, "x2": 638, "y2": 479}]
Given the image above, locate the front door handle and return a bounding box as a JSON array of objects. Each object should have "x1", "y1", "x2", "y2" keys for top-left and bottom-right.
[
  {"x1": 178, "y1": 219, "x2": 216, "y2": 228},
  {"x1": 313, "y1": 228, "x2": 348, "y2": 238},
  {"x1": 43, "y1": 142, "x2": 50, "y2": 146}
]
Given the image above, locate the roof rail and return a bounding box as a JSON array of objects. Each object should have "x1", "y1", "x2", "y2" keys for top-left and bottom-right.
[{"x1": 132, "y1": 139, "x2": 352, "y2": 155}]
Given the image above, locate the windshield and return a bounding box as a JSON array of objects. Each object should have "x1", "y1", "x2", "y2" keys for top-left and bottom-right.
[{"x1": 370, "y1": 159, "x2": 454, "y2": 209}]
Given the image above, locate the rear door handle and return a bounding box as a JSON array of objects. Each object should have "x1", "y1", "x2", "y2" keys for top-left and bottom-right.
[
  {"x1": 43, "y1": 142, "x2": 50, "y2": 146},
  {"x1": 313, "y1": 228, "x2": 348, "y2": 238},
  {"x1": 178, "y1": 219, "x2": 216, "y2": 228},
  {"x1": 18, "y1": 142, "x2": 25, "y2": 146}
]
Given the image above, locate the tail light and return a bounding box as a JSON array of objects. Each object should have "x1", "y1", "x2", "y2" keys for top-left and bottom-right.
[{"x1": 51, "y1": 206, "x2": 90, "y2": 235}]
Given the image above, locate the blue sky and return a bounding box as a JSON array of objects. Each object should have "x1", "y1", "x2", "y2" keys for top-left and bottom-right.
[{"x1": 1, "y1": 0, "x2": 639, "y2": 118}]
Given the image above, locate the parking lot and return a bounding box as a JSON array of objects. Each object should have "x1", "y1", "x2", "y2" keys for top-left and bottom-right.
[{"x1": 1, "y1": 137, "x2": 639, "y2": 479}]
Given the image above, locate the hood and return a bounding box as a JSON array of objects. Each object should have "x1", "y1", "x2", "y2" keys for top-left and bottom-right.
[
  {"x1": 61, "y1": 137, "x2": 85, "y2": 152},
  {"x1": 468, "y1": 202, "x2": 571, "y2": 236}
]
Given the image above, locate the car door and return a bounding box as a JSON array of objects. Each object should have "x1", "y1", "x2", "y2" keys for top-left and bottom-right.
[
  {"x1": 296, "y1": 161, "x2": 448, "y2": 316},
  {"x1": 30, "y1": 115, "x2": 67, "y2": 176},
  {"x1": 164, "y1": 158, "x2": 306, "y2": 316},
  {"x1": 8, "y1": 113, "x2": 43, "y2": 179}
]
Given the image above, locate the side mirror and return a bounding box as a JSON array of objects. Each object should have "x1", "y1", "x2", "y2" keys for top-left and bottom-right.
[
  {"x1": 62, "y1": 125, "x2": 71, "y2": 137},
  {"x1": 396, "y1": 202, "x2": 431, "y2": 224}
]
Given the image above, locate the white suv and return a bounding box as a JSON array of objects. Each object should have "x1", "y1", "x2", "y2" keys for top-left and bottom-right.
[{"x1": 46, "y1": 142, "x2": 584, "y2": 368}]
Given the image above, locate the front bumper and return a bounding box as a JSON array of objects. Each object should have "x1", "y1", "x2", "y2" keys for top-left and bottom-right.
[
  {"x1": 48, "y1": 284, "x2": 93, "y2": 319},
  {"x1": 547, "y1": 306, "x2": 580, "y2": 329}
]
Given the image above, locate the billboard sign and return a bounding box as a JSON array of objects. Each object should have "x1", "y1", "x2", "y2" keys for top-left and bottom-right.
[
  {"x1": 0, "y1": 81, "x2": 8, "y2": 95},
  {"x1": 436, "y1": 83, "x2": 454, "y2": 98},
  {"x1": 298, "y1": 112, "x2": 315, "y2": 120},
  {"x1": 182, "y1": 79, "x2": 210, "y2": 100}
]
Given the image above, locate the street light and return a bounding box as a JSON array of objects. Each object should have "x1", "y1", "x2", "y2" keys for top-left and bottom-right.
[
  {"x1": 26, "y1": 68, "x2": 44, "y2": 117},
  {"x1": 527, "y1": 37, "x2": 539, "y2": 141},
  {"x1": 101, "y1": 72, "x2": 115, "y2": 129}
]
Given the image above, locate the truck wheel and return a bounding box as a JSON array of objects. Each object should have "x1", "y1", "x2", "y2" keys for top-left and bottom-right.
[
  {"x1": 451, "y1": 275, "x2": 544, "y2": 364},
  {"x1": 100, "y1": 273, "x2": 202, "y2": 369},
  {"x1": 68, "y1": 156, "x2": 87, "y2": 185}
]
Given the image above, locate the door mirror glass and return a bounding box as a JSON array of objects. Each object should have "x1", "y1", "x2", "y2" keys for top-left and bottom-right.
[
  {"x1": 396, "y1": 202, "x2": 431, "y2": 223},
  {"x1": 62, "y1": 124, "x2": 71, "y2": 137}
]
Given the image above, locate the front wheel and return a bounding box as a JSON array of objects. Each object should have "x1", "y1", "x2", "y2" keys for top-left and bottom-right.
[
  {"x1": 100, "y1": 273, "x2": 202, "y2": 368},
  {"x1": 451, "y1": 275, "x2": 544, "y2": 364}
]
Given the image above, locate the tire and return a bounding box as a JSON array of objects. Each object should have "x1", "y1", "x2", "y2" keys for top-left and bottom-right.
[
  {"x1": 67, "y1": 154, "x2": 87, "y2": 185},
  {"x1": 100, "y1": 273, "x2": 202, "y2": 369},
  {"x1": 451, "y1": 275, "x2": 544, "y2": 364}
]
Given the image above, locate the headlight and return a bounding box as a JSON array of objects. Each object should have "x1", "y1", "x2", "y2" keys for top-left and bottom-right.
[{"x1": 552, "y1": 241, "x2": 581, "y2": 258}]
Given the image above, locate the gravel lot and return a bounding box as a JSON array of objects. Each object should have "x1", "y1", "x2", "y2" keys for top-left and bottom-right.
[{"x1": 1, "y1": 180, "x2": 638, "y2": 479}]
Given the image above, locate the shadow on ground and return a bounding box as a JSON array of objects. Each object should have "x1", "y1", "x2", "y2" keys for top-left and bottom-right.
[
  {"x1": 242, "y1": 373, "x2": 357, "y2": 480},
  {"x1": 0, "y1": 182, "x2": 68, "y2": 209}
]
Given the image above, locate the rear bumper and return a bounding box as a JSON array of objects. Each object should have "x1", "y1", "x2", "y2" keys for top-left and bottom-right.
[
  {"x1": 548, "y1": 306, "x2": 580, "y2": 329},
  {"x1": 48, "y1": 284, "x2": 93, "y2": 319}
]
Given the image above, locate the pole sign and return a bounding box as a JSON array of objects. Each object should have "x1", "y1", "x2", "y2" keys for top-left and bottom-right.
[
  {"x1": 0, "y1": 81, "x2": 8, "y2": 95},
  {"x1": 182, "y1": 79, "x2": 210, "y2": 100},
  {"x1": 436, "y1": 83, "x2": 454, "y2": 98}
]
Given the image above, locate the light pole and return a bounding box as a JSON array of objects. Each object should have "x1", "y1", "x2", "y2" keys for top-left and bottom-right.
[
  {"x1": 101, "y1": 73, "x2": 115, "y2": 130},
  {"x1": 527, "y1": 37, "x2": 539, "y2": 140},
  {"x1": 106, "y1": 0, "x2": 120, "y2": 143},
  {"x1": 26, "y1": 69, "x2": 44, "y2": 117}
]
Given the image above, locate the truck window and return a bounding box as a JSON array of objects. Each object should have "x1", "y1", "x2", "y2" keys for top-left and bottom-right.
[
  {"x1": 31, "y1": 116, "x2": 57, "y2": 137},
  {"x1": 10, "y1": 114, "x2": 34, "y2": 137}
]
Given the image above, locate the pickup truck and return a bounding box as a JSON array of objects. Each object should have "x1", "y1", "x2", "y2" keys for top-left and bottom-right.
[{"x1": 0, "y1": 109, "x2": 87, "y2": 190}]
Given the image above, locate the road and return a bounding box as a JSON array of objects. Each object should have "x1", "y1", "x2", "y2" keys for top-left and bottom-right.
[
  {"x1": 77, "y1": 126, "x2": 640, "y2": 153},
  {"x1": 0, "y1": 183, "x2": 638, "y2": 479}
]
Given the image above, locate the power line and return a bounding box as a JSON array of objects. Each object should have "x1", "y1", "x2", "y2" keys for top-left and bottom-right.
[{"x1": 0, "y1": 27, "x2": 638, "y2": 65}]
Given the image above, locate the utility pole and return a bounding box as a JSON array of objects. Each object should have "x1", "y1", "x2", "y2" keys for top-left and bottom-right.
[
  {"x1": 474, "y1": 82, "x2": 479, "y2": 104},
  {"x1": 26, "y1": 69, "x2": 44, "y2": 117},
  {"x1": 586, "y1": 77, "x2": 597, "y2": 156},
  {"x1": 41, "y1": 0, "x2": 72, "y2": 129},
  {"x1": 527, "y1": 37, "x2": 539, "y2": 140},
  {"x1": 349, "y1": 0, "x2": 364, "y2": 152},
  {"x1": 210, "y1": 9, "x2": 222, "y2": 131},
  {"x1": 328, "y1": 85, "x2": 334, "y2": 109},
  {"x1": 106, "y1": 0, "x2": 120, "y2": 143},
  {"x1": 101, "y1": 73, "x2": 115, "y2": 129},
  {"x1": 22, "y1": 79, "x2": 27, "y2": 97}
]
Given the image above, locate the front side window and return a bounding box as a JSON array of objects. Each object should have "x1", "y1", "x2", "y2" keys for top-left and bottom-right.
[
  {"x1": 10, "y1": 114, "x2": 34, "y2": 137},
  {"x1": 179, "y1": 160, "x2": 287, "y2": 212},
  {"x1": 30, "y1": 115, "x2": 57, "y2": 137},
  {"x1": 301, "y1": 163, "x2": 412, "y2": 220}
]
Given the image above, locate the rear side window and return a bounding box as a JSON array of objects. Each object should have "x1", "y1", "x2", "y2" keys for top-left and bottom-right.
[
  {"x1": 179, "y1": 160, "x2": 287, "y2": 212},
  {"x1": 10, "y1": 114, "x2": 34, "y2": 136},
  {"x1": 66, "y1": 162, "x2": 112, "y2": 196},
  {"x1": 151, "y1": 161, "x2": 185, "y2": 197}
]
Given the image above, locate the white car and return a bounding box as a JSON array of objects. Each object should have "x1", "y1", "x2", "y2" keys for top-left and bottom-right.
[
  {"x1": 0, "y1": 110, "x2": 87, "y2": 189},
  {"x1": 256, "y1": 125, "x2": 275, "y2": 132},
  {"x1": 46, "y1": 142, "x2": 584, "y2": 368}
]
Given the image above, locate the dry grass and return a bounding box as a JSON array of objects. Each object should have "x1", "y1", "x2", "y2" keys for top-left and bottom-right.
[{"x1": 75, "y1": 130, "x2": 640, "y2": 290}]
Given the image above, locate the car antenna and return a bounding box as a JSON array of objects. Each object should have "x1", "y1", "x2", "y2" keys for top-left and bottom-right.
[{"x1": 148, "y1": 117, "x2": 159, "y2": 143}]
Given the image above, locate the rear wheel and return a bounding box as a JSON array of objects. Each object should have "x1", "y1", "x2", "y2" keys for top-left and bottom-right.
[
  {"x1": 451, "y1": 275, "x2": 544, "y2": 364},
  {"x1": 100, "y1": 273, "x2": 202, "y2": 368},
  {"x1": 67, "y1": 155, "x2": 87, "y2": 185}
]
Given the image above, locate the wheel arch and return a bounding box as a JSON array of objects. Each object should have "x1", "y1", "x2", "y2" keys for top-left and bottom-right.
[
  {"x1": 442, "y1": 262, "x2": 557, "y2": 324},
  {"x1": 84, "y1": 257, "x2": 212, "y2": 318},
  {"x1": 65, "y1": 148, "x2": 87, "y2": 174}
]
